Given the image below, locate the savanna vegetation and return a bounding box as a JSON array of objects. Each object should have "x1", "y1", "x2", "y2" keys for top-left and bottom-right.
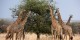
[{"x1": 0, "y1": 0, "x2": 80, "y2": 40}]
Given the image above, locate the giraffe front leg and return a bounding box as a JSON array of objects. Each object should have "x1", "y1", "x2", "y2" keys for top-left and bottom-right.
[
  {"x1": 5, "y1": 32, "x2": 10, "y2": 40},
  {"x1": 16, "y1": 33, "x2": 18, "y2": 40},
  {"x1": 11, "y1": 33, "x2": 14, "y2": 40},
  {"x1": 23, "y1": 30, "x2": 25, "y2": 40},
  {"x1": 65, "y1": 34, "x2": 67, "y2": 40},
  {"x1": 54, "y1": 31, "x2": 57, "y2": 40},
  {"x1": 64, "y1": 34, "x2": 67, "y2": 40}
]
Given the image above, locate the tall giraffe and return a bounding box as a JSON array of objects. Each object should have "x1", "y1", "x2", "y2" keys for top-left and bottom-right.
[
  {"x1": 5, "y1": 9, "x2": 28, "y2": 40},
  {"x1": 55, "y1": 8, "x2": 73, "y2": 40},
  {"x1": 17, "y1": 11, "x2": 31, "y2": 40},
  {"x1": 66, "y1": 15, "x2": 73, "y2": 25},
  {"x1": 49, "y1": 6, "x2": 63, "y2": 40}
]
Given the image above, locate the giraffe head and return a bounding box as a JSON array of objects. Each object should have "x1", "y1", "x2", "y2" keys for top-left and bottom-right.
[
  {"x1": 55, "y1": 8, "x2": 60, "y2": 16},
  {"x1": 69, "y1": 15, "x2": 73, "y2": 18}
]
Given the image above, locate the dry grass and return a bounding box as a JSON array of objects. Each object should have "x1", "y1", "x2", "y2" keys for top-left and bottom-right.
[{"x1": 0, "y1": 33, "x2": 80, "y2": 40}]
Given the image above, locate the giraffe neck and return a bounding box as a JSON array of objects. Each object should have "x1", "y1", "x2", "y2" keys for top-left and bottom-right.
[
  {"x1": 21, "y1": 11, "x2": 31, "y2": 26},
  {"x1": 21, "y1": 16, "x2": 28, "y2": 26},
  {"x1": 13, "y1": 10, "x2": 24, "y2": 25},
  {"x1": 66, "y1": 16, "x2": 72, "y2": 25},
  {"x1": 57, "y1": 9, "x2": 64, "y2": 26},
  {"x1": 49, "y1": 7, "x2": 58, "y2": 28}
]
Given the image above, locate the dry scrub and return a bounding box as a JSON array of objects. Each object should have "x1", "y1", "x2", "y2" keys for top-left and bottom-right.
[{"x1": 0, "y1": 33, "x2": 80, "y2": 40}]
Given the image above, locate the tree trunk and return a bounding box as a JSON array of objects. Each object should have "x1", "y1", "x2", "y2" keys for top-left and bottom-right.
[{"x1": 36, "y1": 33, "x2": 40, "y2": 40}]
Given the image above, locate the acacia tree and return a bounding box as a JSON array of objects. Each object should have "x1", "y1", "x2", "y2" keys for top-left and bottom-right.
[{"x1": 11, "y1": 0, "x2": 55, "y2": 40}]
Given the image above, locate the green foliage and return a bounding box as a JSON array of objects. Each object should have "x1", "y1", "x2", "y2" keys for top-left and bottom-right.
[
  {"x1": 19, "y1": 0, "x2": 49, "y2": 15},
  {"x1": 24, "y1": 13, "x2": 51, "y2": 34},
  {"x1": 11, "y1": 0, "x2": 52, "y2": 35}
]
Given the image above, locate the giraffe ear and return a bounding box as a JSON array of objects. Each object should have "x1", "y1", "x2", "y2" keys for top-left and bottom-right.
[{"x1": 55, "y1": 10, "x2": 57, "y2": 13}]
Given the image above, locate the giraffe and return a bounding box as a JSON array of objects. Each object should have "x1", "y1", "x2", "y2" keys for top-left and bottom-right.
[
  {"x1": 65, "y1": 15, "x2": 73, "y2": 40},
  {"x1": 49, "y1": 6, "x2": 63, "y2": 40},
  {"x1": 66, "y1": 15, "x2": 73, "y2": 25},
  {"x1": 5, "y1": 9, "x2": 28, "y2": 40},
  {"x1": 55, "y1": 8, "x2": 73, "y2": 40},
  {"x1": 17, "y1": 11, "x2": 31, "y2": 40}
]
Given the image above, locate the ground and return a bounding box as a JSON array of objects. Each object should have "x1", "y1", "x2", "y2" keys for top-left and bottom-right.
[{"x1": 0, "y1": 33, "x2": 80, "y2": 40}]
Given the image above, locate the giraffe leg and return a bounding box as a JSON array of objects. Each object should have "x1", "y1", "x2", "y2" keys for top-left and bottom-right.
[
  {"x1": 63, "y1": 34, "x2": 65, "y2": 40},
  {"x1": 5, "y1": 34, "x2": 8, "y2": 40},
  {"x1": 23, "y1": 30, "x2": 25, "y2": 40},
  {"x1": 64, "y1": 34, "x2": 67, "y2": 40},
  {"x1": 69, "y1": 35, "x2": 73, "y2": 40},
  {"x1": 70, "y1": 36, "x2": 73, "y2": 40},
  {"x1": 16, "y1": 33, "x2": 18, "y2": 40},
  {"x1": 6, "y1": 32, "x2": 10, "y2": 40},
  {"x1": 51, "y1": 26, "x2": 53, "y2": 40},
  {"x1": 60, "y1": 34, "x2": 64, "y2": 40},
  {"x1": 69, "y1": 34, "x2": 72, "y2": 40},
  {"x1": 10, "y1": 35, "x2": 12, "y2": 40},
  {"x1": 69, "y1": 36, "x2": 70, "y2": 40},
  {"x1": 54, "y1": 31, "x2": 56, "y2": 40},
  {"x1": 66, "y1": 35, "x2": 67, "y2": 40},
  {"x1": 20, "y1": 33, "x2": 22, "y2": 40},
  {"x1": 11, "y1": 33, "x2": 14, "y2": 40}
]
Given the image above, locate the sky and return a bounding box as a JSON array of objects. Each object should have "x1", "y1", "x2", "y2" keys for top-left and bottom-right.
[
  {"x1": 0, "y1": 0, "x2": 20, "y2": 19},
  {"x1": 0, "y1": 0, "x2": 80, "y2": 21},
  {"x1": 55, "y1": 0, "x2": 80, "y2": 21}
]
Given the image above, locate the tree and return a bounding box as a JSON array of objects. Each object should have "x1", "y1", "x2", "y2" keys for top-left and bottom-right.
[{"x1": 11, "y1": 0, "x2": 55, "y2": 40}]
